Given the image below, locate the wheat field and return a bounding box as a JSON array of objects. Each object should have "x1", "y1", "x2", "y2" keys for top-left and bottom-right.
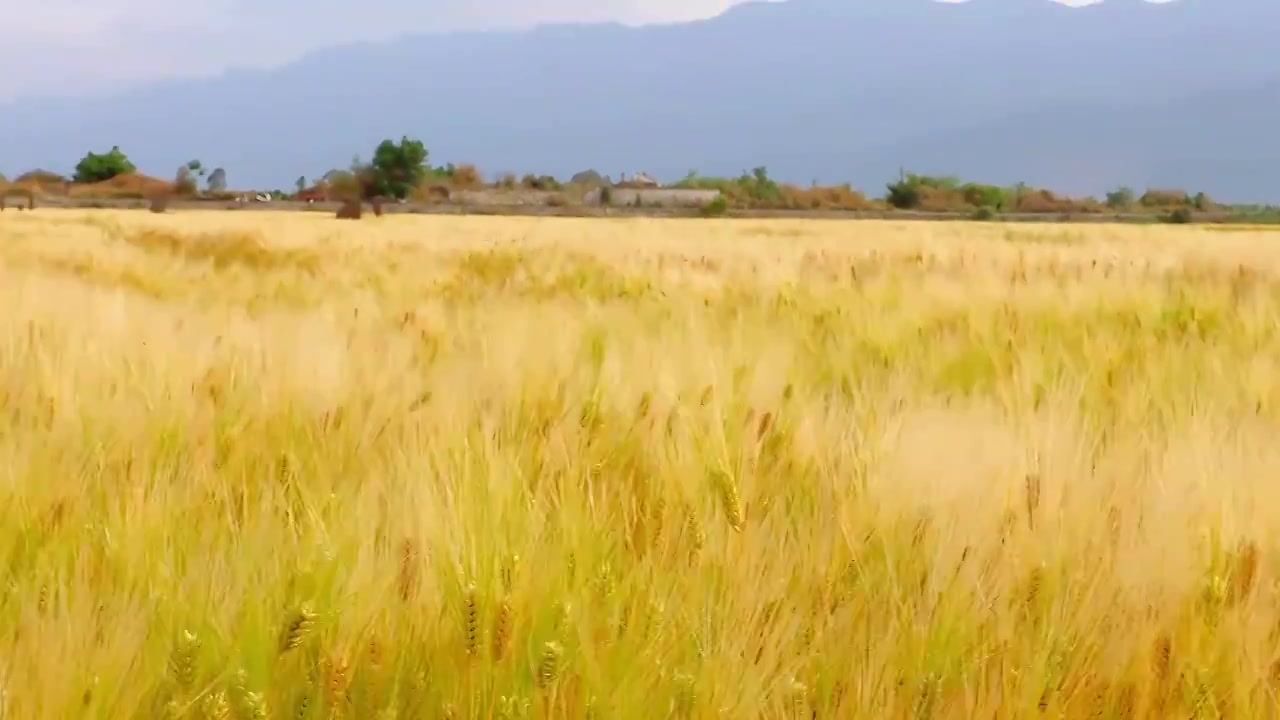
[{"x1": 4, "y1": 211, "x2": 1280, "y2": 718}]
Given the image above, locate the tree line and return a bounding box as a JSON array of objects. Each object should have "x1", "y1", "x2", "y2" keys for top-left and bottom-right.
[{"x1": 2, "y1": 137, "x2": 1270, "y2": 223}]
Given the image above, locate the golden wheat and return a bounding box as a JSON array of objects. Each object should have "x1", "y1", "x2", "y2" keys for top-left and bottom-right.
[{"x1": 4, "y1": 210, "x2": 1280, "y2": 717}]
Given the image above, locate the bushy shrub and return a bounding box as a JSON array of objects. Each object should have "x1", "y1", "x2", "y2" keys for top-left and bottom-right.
[
  {"x1": 970, "y1": 205, "x2": 997, "y2": 221},
  {"x1": 521, "y1": 174, "x2": 562, "y2": 191},
  {"x1": 336, "y1": 200, "x2": 362, "y2": 220},
  {"x1": 961, "y1": 183, "x2": 1008, "y2": 211},
  {"x1": 1141, "y1": 189, "x2": 1190, "y2": 208},
  {"x1": 451, "y1": 164, "x2": 483, "y2": 189},
  {"x1": 885, "y1": 174, "x2": 961, "y2": 210},
  {"x1": 780, "y1": 183, "x2": 871, "y2": 210},
  {"x1": 701, "y1": 195, "x2": 729, "y2": 217}
]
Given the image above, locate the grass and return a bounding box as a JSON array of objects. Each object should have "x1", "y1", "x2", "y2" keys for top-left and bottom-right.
[{"x1": 3, "y1": 210, "x2": 1280, "y2": 718}]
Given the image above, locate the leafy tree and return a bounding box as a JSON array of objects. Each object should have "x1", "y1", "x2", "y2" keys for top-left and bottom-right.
[
  {"x1": 885, "y1": 173, "x2": 962, "y2": 210},
  {"x1": 74, "y1": 146, "x2": 136, "y2": 183},
  {"x1": 734, "y1": 167, "x2": 782, "y2": 206},
  {"x1": 206, "y1": 168, "x2": 227, "y2": 193},
  {"x1": 1105, "y1": 186, "x2": 1135, "y2": 210},
  {"x1": 368, "y1": 136, "x2": 429, "y2": 200},
  {"x1": 296, "y1": 176, "x2": 308, "y2": 193},
  {"x1": 885, "y1": 174, "x2": 925, "y2": 209},
  {"x1": 960, "y1": 182, "x2": 1008, "y2": 210}
]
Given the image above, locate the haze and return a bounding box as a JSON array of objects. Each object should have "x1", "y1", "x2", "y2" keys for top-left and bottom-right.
[
  {"x1": 4, "y1": 0, "x2": 1110, "y2": 102},
  {"x1": 3, "y1": 0, "x2": 1275, "y2": 201},
  {"x1": 0, "y1": 0, "x2": 750, "y2": 100}
]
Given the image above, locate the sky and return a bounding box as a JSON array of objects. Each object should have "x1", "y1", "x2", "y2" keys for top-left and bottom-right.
[
  {"x1": 0, "y1": 0, "x2": 750, "y2": 101},
  {"x1": 0, "y1": 0, "x2": 1118, "y2": 102}
]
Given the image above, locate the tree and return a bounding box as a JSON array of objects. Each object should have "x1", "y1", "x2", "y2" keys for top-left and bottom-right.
[
  {"x1": 885, "y1": 174, "x2": 925, "y2": 209},
  {"x1": 1105, "y1": 186, "x2": 1135, "y2": 210},
  {"x1": 174, "y1": 165, "x2": 197, "y2": 195},
  {"x1": 74, "y1": 146, "x2": 136, "y2": 183},
  {"x1": 737, "y1": 166, "x2": 781, "y2": 206},
  {"x1": 206, "y1": 168, "x2": 227, "y2": 193},
  {"x1": 885, "y1": 173, "x2": 961, "y2": 210},
  {"x1": 296, "y1": 176, "x2": 308, "y2": 193},
  {"x1": 960, "y1": 182, "x2": 1008, "y2": 210},
  {"x1": 368, "y1": 136, "x2": 429, "y2": 200},
  {"x1": 324, "y1": 169, "x2": 363, "y2": 201}
]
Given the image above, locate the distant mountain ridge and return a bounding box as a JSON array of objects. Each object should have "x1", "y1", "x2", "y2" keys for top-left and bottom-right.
[{"x1": 1, "y1": 0, "x2": 1277, "y2": 202}]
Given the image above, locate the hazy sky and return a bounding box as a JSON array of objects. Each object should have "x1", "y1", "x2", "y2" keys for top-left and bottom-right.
[
  {"x1": 0, "y1": 0, "x2": 1110, "y2": 102},
  {"x1": 0, "y1": 0, "x2": 749, "y2": 101}
]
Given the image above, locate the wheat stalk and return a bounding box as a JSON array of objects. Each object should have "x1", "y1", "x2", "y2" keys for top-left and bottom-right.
[
  {"x1": 325, "y1": 654, "x2": 350, "y2": 715},
  {"x1": 492, "y1": 595, "x2": 513, "y2": 662},
  {"x1": 279, "y1": 605, "x2": 317, "y2": 654},
  {"x1": 537, "y1": 641, "x2": 564, "y2": 689},
  {"x1": 1024, "y1": 472, "x2": 1042, "y2": 530},
  {"x1": 398, "y1": 539, "x2": 418, "y2": 602},
  {"x1": 463, "y1": 583, "x2": 480, "y2": 658},
  {"x1": 713, "y1": 469, "x2": 745, "y2": 532},
  {"x1": 202, "y1": 690, "x2": 231, "y2": 720},
  {"x1": 1229, "y1": 541, "x2": 1259, "y2": 606},
  {"x1": 168, "y1": 630, "x2": 200, "y2": 689}
]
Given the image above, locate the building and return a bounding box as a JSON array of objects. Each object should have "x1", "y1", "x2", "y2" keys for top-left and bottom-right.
[
  {"x1": 582, "y1": 186, "x2": 722, "y2": 208},
  {"x1": 615, "y1": 171, "x2": 661, "y2": 189}
]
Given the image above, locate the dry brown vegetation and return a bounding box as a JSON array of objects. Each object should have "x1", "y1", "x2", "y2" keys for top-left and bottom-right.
[
  {"x1": 336, "y1": 199, "x2": 363, "y2": 220},
  {"x1": 75, "y1": 172, "x2": 176, "y2": 198},
  {"x1": 4, "y1": 211, "x2": 1280, "y2": 717},
  {"x1": 777, "y1": 184, "x2": 875, "y2": 211}
]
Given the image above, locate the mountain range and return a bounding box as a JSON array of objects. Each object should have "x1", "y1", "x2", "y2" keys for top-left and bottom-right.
[{"x1": 2, "y1": 0, "x2": 1278, "y2": 202}]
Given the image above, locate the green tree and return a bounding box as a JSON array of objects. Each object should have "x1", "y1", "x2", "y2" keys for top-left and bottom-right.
[
  {"x1": 738, "y1": 166, "x2": 781, "y2": 206},
  {"x1": 960, "y1": 182, "x2": 1008, "y2": 210},
  {"x1": 885, "y1": 174, "x2": 925, "y2": 209},
  {"x1": 1105, "y1": 186, "x2": 1135, "y2": 210},
  {"x1": 885, "y1": 173, "x2": 962, "y2": 210},
  {"x1": 74, "y1": 146, "x2": 136, "y2": 183},
  {"x1": 369, "y1": 136, "x2": 429, "y2": 200}
]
